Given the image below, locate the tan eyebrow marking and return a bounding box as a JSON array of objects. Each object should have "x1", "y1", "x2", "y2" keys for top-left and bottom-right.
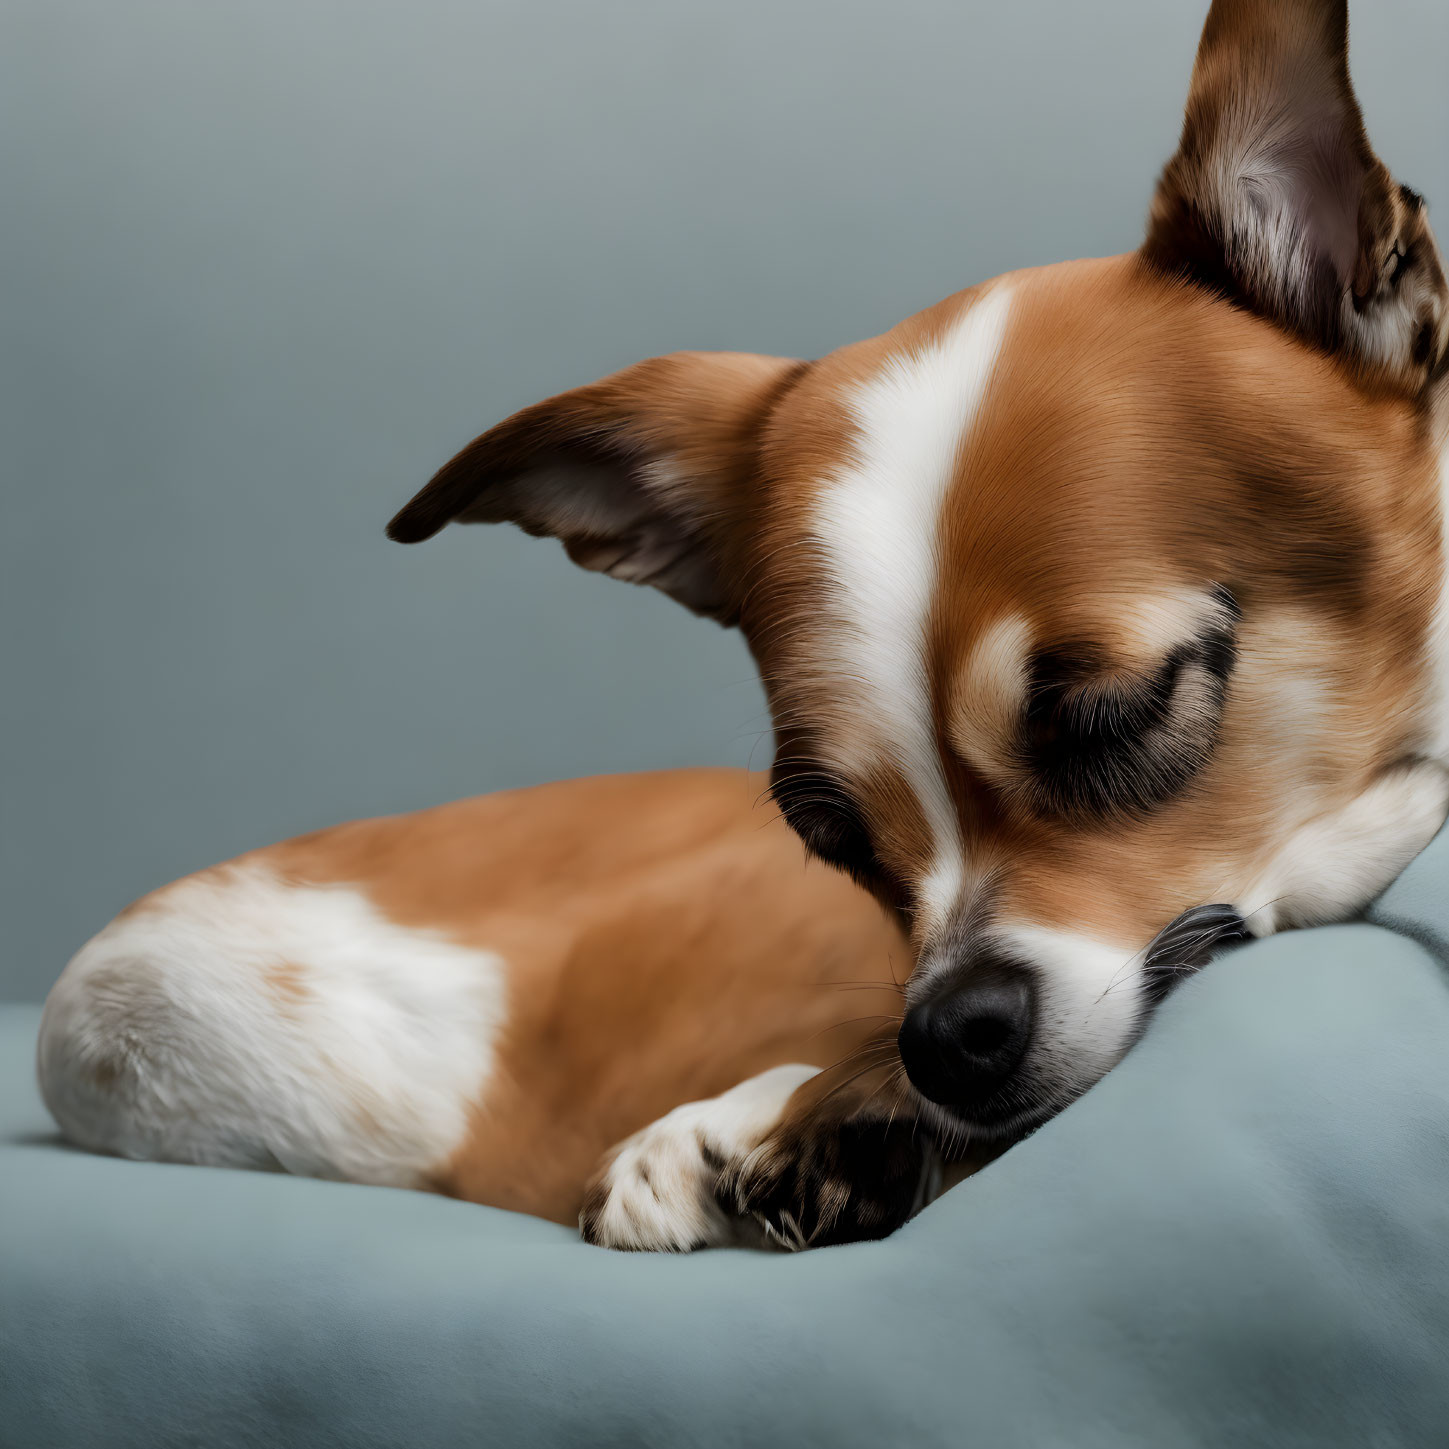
[
  {"x1": 1099, "y1": 588, "x2": 1230, "y2": 667},
  {"x1": 946, "y1": 613, "x2": 1032, "y2": 787}
]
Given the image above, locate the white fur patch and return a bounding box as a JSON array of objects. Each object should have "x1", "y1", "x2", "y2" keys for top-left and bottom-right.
[
  {"x1": 998, "y1": 922, "x2": 1145, "y2": 1104},
  {"x1": 812, "y1": 285, "x2": 1015, "y2": 931},
  {"x1": 583, "y1": 1064, "x2": 817, "y2": 1252},
  {"x1": 1237, "y1": 763, "x2": 1449, "y2": 934},
  {"x1": 37, "y1": 863, "x2": 506, "y2": 1187}
]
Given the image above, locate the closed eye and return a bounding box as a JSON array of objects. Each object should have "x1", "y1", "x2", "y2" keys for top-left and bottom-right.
[{"x1": 1017, "y1": 591, "x2": 1238, "y2": 821}]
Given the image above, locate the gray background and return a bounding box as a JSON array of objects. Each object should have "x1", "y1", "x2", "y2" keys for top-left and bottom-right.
[{"x1": 4, "y1": 1, "x2": 1445, "y2": 1002}]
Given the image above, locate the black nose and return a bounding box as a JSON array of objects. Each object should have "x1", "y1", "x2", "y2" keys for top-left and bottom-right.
[{"x1": 897, "y1": 972, "x2": 1034, "y2": 1111}]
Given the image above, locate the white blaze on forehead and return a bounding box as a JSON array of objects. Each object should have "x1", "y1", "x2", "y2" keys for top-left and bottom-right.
[{"x1": 811, "y1": 285, "x2": 1014, "y2": 930}]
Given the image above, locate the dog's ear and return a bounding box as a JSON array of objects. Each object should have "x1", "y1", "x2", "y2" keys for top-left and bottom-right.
[
  {"x1": 388, "y1": 351, "x2": 805, "y2": 625},
  {"x1": 1143, "y1": 0, "x2": 1447, "y2": 391}
]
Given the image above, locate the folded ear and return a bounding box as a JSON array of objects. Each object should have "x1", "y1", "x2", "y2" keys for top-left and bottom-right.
[
  {"x1": 1143, "y1": 0, "x2": 1447, "y2": 391},
  {"x1": 388, "y1": 351, "x2": 805, "y2": 625}
]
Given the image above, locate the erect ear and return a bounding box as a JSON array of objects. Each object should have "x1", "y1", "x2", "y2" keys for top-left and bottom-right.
[
  {"x1": 1143, "y1": 0, "x2": 1447, "y2": 391},
  {"x1": 388, "y1": 351, "x2": 805, "y2": 625}
]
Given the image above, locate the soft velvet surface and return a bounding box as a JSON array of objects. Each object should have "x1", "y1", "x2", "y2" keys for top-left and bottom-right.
[{"x1": 2, "y1": 829, "x2": 1447, "y2": 1448}]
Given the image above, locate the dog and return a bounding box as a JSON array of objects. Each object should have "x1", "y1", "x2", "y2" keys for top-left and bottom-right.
[{"x1": 38, "y1": 0, "x2": 1449, "y2": 1251}]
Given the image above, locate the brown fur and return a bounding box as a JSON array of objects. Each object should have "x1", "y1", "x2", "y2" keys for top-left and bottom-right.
[
  {"x1": 746, "y1": 255, "x2": 1440, "y2": 950},
  {"x1": 248, "y1": 769, "x2": 905, "y2": 1223}
]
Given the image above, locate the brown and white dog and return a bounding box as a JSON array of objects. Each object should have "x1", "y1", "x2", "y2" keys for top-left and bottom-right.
[{"x1": 39, "y1": 0, "x2": 1449, "y2": 1251}]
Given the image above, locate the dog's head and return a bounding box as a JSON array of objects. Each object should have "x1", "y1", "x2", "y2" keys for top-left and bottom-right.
[{"x1": 390, "y1": 0, "x2": 1449, "y2": 1139}]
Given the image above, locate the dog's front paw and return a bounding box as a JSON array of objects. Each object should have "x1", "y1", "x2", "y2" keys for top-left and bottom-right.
[
  {"x1": 579, "y1": 1064, "x2": 818, "y2": 1251},
  {"x1": 728, "y1": 1114, "x2": 939, "y2": 1250},
  {"x1": 579, "y1": 1114, "x2": 731, "y2": 1252}
]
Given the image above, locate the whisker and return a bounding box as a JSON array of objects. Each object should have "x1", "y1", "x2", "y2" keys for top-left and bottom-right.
[
  {"x1": 807, "y1": 1014, "x2": 901, "y2": 1041},
  {"x1": 820, "y1": 1041, "x2": 900, "y2": 1074},
  {"x1": 815, "y1": 1058, "x2": 898, "y2": 1109},
  {"x1": 882, "y1": 1067, "x2": 909, "y2": 1136}
]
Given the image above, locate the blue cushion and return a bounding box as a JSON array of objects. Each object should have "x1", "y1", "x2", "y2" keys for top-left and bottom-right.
[{"x1": 3, "y1": 827, "x2": 1447, "y2": 1447}]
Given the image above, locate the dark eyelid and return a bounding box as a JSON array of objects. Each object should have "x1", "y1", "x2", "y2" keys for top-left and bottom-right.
[{"x1": 1017, "y1": 600, "x2": 1237, "y2": 820}]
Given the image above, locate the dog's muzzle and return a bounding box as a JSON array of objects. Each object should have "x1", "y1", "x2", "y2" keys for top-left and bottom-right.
[{"x1": 896, "y1": 904, "x2": 1252, "y2": 1119}]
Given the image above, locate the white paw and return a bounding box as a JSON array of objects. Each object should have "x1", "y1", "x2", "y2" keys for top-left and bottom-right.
[{"x1": 579, "y1": 1064, "x2": 817, "y2": 1251}]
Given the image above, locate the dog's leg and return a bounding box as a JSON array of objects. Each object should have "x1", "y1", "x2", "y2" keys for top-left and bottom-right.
[{"x1": 581, "y1": 1039, "x2": 984, "y2": 1252}]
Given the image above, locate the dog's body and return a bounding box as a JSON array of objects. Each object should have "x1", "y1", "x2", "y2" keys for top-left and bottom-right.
[
  {"x1": 39, "y1": 0, "x2": 1449, "y2": 1249},
  {"x1": 40, "y1": 770, "x2": 914, "y2": 1240}
]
